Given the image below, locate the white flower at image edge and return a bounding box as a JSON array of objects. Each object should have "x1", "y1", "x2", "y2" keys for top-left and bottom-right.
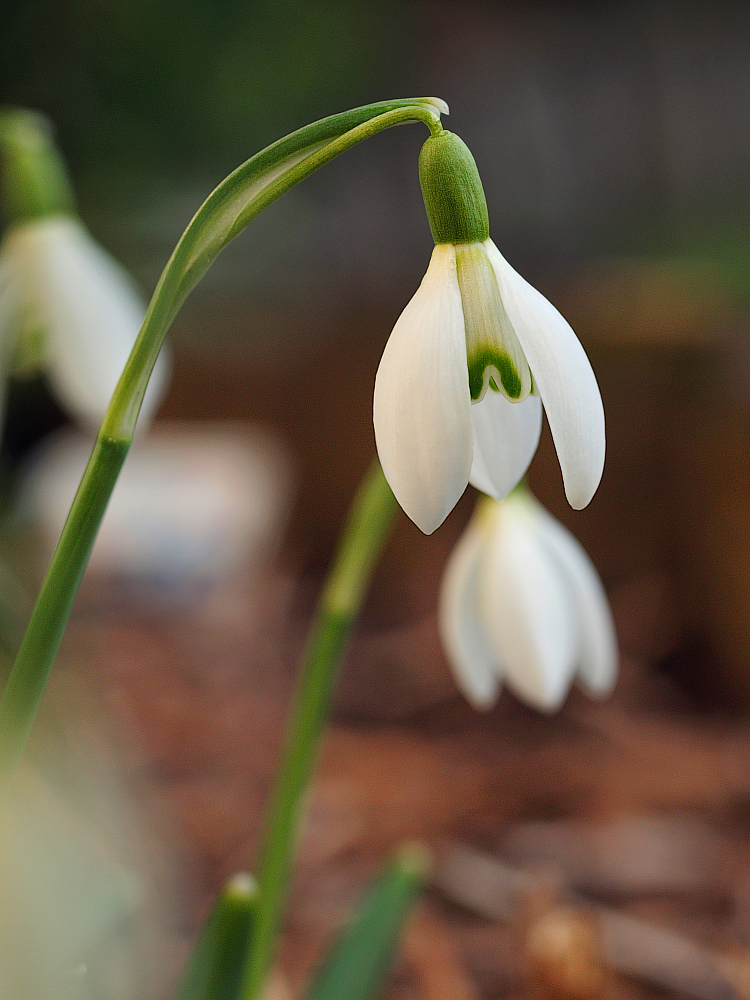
[
  {"x1": 439, "y1": 491, "x2": 617, "y2": 712},
  {"x1": 373, "y1": 240, "x2": 605, "y2": 534},
  {"x1": 0, "y1": 216, "x2": 168, "y2": 431}
]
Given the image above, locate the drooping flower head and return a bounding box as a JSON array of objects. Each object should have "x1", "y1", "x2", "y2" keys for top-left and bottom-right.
[
  {"x1": 0, "y1": 107, "x2": 168, "y2": 433},
  {"x1": 374, "y1": 130, "x2": 605, "y2": 533},
  {"x1": 439, "y1": 488, "x2": 617, "y2": 712}
]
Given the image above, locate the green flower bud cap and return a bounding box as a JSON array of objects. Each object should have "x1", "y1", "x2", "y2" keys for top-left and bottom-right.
[
  {"x1": 0, "y1": 107, "x2": 76, "y2": 224},
  {"x1": 418, "y1": 131, "x2": 489, "y2": 245}
]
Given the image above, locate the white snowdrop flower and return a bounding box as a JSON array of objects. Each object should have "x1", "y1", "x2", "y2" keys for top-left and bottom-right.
[
  {"x1": 439, "y1": 489, "x2": 617, "y2": 712},
  {"x1": 0, "y1": 216, "x2": 168, "y2": 431},
  {"x1": 374, "y1": 131, "x2": 604, "y2": 534},
  {"x1": 0, "y1": 108, "x2": 167, "y2": 433}
]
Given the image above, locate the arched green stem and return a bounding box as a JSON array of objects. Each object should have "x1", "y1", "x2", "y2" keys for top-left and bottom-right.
[{"x1": 0, "y1": 97, "x2": 445, "y2": 790}]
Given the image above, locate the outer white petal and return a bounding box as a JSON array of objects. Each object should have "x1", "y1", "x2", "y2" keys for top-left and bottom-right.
[
  {"x1": 439, "y1": 514, "x2": 501, "y2": 709},
  {"x1": 533, "y1": 506, "x2": 618, "y2": 696},
  {"x1": 480, "y1": 501, "x2": 578, "y2": 710},
  {"x1": 10, "y1": 217, "x2": 168, "y2": 432},
  {"x1": 484, "y1": 239, "x2": 605, "y2": 509},
  {"x1": 469, "y1": 391, "x2": 542, "y2": 499},
  {"x1": 374, "y1": 244, "x2": 472, "y2": 534}
]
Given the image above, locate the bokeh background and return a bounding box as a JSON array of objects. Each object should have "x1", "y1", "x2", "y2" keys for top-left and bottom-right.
[{"x1": 4, "y1": 2, "x2": 750, "y2": 999}]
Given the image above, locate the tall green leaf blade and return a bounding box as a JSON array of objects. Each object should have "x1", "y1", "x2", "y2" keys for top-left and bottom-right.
[
  {"x1": 302, "y1": 845, "x2": 430, "y2": 1000},
  {"x1": 173, "y1": 873, "x2": 257, "y2": 1000}
]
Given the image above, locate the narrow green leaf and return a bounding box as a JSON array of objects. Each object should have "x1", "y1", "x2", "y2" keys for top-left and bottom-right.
[
  {"x1": 173, "y1": 873, "x2": 257, "y2": 1000},
  {"x1": 302, "y1": 845, "x2": 431, "y2": 1000}
]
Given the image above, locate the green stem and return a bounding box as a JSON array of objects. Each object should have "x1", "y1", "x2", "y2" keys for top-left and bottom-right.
[
  {"x1": 0, "y1": 97, "x2": 444, "y2": 789},
  {"x1": 102, "y1": 98, "x2": 444, "y2": 442},
  {"x1": 240, "y1": 460, "x2": 398, "y2": 1000},
  {"x1": 0, "y1": 434, "x2": 129, "y2": 786}
]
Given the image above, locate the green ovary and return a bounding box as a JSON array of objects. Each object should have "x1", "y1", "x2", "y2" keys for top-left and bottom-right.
[{"x1": 468, "y1": 346, "x2": 523, "y2": 401}]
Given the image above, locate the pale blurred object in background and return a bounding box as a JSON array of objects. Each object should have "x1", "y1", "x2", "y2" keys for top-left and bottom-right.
[
  {"x1": 0, "y1": 107, "x2": 170, "y2": 438},
  {"x1": 0, "y1": 770, "x2": 141, "y2": 1000},
  {"x1": 0, "y1": 666, "x2": 184, "y2": 1000},
  {"x1": 0, "y1": 215, "x2": 169, "y2": 433},
  {"x1": 18, "y1": 423, "x2": 295, "y2": 603}
]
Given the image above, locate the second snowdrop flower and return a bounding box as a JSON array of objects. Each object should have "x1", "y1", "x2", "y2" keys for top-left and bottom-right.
[
  {"x1": 439, "y1": 489, "x2": 617, "y2": 712},
  {"x1": 0, "y1": 107, "x2": 167, "y2": 433},
  {"x1": 374, "y1": 131, "x2": 605, "y2": 534}
]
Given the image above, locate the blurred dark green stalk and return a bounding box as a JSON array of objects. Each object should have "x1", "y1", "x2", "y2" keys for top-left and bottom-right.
[{"x1": 240, "y1": 460, "x2": 398, "y2": 999}]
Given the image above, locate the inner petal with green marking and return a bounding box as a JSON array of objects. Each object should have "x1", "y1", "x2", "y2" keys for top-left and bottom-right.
[{"x1": 455, "y1": 241, "x2": 532, "y2": 403}]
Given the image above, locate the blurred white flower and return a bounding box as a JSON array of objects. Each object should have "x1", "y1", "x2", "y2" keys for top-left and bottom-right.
[
  {"x1": 373, "y1": 131, "x2": 604, "y2": 535},
  {"x1": 439, "y1": 489, "x2": 617, "y2": 712},
  {"x1": 0, "y1": 215, "x2": 168, "y2": 433}
]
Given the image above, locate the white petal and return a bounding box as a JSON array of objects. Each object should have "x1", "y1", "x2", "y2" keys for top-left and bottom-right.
[
  {"x1": 374, "y1": 244, "x2": 472, "y2": 534},
  {"x1": 533, "y1": 506, "x2": 617, "y2": 697},
  {"x1": 439, "y1": 514, "x2": 501, "y2": 709},
  {"x1": 484, "y1": 239, "x2": 605, "y2": 509},
  {"x1": 10, "y1": 218, "x2": 168, "y2": 432},
  {"x1": 480, "y1": 501, "x2": 578, "y2": 710},
  {"x1": 469, "y1": 391, "x2": 542, "y2": 499}
]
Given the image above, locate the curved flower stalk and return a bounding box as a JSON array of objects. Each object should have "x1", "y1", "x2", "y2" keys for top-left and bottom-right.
[
  {"x1": 0, "y1": 97, "x2": 450, "y2": 1000},
  {"x1": 374, "y1": 131, "x2": 605, "y2": 534},
  {"x1": 439, "y1": 488, "x2": 617, "y2": 712},
  {"x1": 0, "y1": 97, "x2": 449, "y2": 799},
  {"x1": 0, "y1": 108, "x2": 168, "y2": 432}
]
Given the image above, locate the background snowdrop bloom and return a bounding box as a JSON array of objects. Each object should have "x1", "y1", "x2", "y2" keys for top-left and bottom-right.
[
  {"x1": 0, "y1": 107, "x2": 167, "y2": 434},
  {"x1": 439, "y1": 489, "x2": 617, "y2": 712},
  {"x1": 374, "y1": 130, "x2": 605, "y2": 534}
]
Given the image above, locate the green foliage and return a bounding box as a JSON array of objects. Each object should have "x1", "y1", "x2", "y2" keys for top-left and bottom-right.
[
  {"x1": 173, "y1": 874, "x2": 257, "y2": 1000},
  {"x1": 302, "y1": 846, "x2": 430, "y2": 1000}
]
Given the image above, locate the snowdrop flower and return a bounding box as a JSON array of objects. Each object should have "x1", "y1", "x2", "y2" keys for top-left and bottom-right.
[
  {"x1": 0, "y1": 107, "x2": 167, "y2": 432},
  {"x1": 374, "y1": 131, "x2": 604, "y2": 533},
  {"x1": 439, "y1": 489, "x2": 617, "y2": 712}
]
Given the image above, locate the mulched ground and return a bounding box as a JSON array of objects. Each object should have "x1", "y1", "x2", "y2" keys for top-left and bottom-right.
[
  {"x1": 38, "y1": 552, "x2": 750, "y2": 1000},
  {"x1": 20, "y1": 310, "x2": 750, "y2": 1000}
]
